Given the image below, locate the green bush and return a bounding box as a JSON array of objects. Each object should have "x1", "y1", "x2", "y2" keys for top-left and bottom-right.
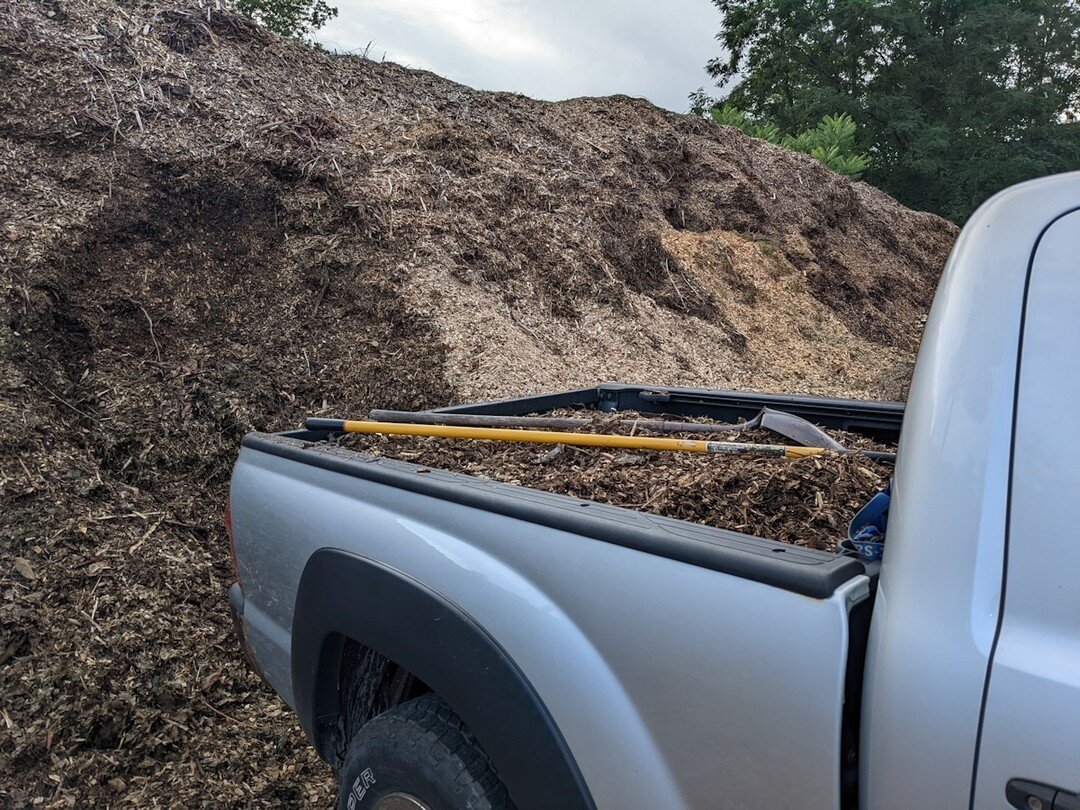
[{"x1": 708, "y1": 105, "x2": 871, "y2": 180}]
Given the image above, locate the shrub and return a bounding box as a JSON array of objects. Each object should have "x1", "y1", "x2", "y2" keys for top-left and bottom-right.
[{"x1": 708, "y1": 105, "x2": 871, "y2": 180}]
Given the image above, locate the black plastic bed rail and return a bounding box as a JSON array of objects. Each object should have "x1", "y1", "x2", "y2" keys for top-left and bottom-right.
[
  {"x1": 436, "y1": 382, "x2": 905, "y2": 441},
  {"x1": 286, "y1": 383, "x2": 905, "y2": 445}
]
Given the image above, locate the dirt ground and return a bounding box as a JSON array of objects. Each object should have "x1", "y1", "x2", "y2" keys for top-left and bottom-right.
[{"x1": 1, "y1": 0, "x2": 954, "y2": 805}]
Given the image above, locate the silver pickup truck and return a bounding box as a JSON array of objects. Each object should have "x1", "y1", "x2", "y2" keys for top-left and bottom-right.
[{"x1": 226, "y1": 172, "x2": 1080, "y2": 810}]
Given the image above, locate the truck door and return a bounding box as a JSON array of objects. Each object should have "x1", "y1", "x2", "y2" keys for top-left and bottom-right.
[{"x1": 973, "y1": 208, "x2": 1080, "y2": 809}]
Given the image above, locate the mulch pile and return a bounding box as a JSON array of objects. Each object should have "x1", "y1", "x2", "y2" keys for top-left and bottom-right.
[
  {"x1": 0, "y1": 0, "x2": 954, "y2": 805},
  {"x1": 346, "y1": 412, "x2": 894, "y2": 551}
]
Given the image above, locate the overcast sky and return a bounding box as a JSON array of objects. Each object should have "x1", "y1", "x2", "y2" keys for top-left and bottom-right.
[{"x1": 316, "y1": 0, "x2": 723, "y2": 113}]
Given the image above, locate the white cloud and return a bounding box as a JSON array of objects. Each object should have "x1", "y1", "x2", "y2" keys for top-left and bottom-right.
[{"x1": 317, "y1": 0, "x2": 722, "y2": 112}]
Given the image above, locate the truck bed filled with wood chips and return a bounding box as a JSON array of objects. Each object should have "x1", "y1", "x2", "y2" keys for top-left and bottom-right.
[{"x1": 344, "y1": 410, "x2": 894, "y2": 552}]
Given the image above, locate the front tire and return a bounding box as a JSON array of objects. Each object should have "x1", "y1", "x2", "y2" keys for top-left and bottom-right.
[{"x1": 336, "y1": 694, "x2": 515, "y2": 810}]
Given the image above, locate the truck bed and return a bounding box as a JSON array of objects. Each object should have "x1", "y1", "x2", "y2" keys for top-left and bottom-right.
[
  {"x1": 231, "y1": 382, "x2": 895, "y2": 808},
  {"x1": 257, "y1": 382, "x2": 901, "y2": 597},
  {"x1": 342, "y1": 412, "x2": 890, "y2": 551}
]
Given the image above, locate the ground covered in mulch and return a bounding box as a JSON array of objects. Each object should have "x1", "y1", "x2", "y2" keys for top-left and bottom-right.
[
  {"x1": 345, "y1": 412, "x2": 894, "y2": 551},
  {"x1": 1, "y1": 0, "x2": 953, "y2": 805}
]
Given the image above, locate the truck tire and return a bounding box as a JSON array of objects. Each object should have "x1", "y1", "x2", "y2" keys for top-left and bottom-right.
[{"x1": 336, "y1": 694, "x2": 515, "y2": 810}]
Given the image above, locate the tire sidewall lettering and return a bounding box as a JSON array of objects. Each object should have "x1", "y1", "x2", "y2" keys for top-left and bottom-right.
[{"x1": 346, "y1": 768, "x2": 376, "y2": 809}]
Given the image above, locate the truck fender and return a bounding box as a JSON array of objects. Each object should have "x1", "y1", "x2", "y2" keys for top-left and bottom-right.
[{"x1": 290, "y1": 547, "x2": 594, "y2": 810}]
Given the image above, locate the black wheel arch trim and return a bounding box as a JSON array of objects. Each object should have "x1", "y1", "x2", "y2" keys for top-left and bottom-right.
[{"x1": 292, "y1": 547, "x2": 595, "y2": 810}]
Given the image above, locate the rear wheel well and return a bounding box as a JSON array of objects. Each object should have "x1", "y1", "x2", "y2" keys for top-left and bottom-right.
[
  {"x1": 321, "y1": 636, "x2": 431, "y2": 768},
  {"x1": 292, "y1": 550, "x2": 593, "y2": 807}
]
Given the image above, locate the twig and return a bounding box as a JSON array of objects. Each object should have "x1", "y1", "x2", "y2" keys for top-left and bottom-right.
[
  {"x1": 128, "y1": 514, "x2": 166, "y2": 554},
  {"x1": 137, "y1": 303, "x2": 162, "y2": 361},
  {"x1": 312, "y1": 274, "x2": 330, "y2": 315},
  {"x1": 84, "y1": 59, "x2": 123, "y2": 142},
  {"x1": 121, "y1": 297, "x2": 161, "y2": 360},
  {"x1": 201, "y1": 699, "x2": 242, "y2": 724},
  {"x1": 26, "y1": 375, "x2": 103, "y2": 424}
]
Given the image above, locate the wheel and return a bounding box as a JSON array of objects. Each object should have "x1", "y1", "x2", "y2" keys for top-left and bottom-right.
[{"x1": 336, "y1": 694, "x2": 515, "y2": 810}]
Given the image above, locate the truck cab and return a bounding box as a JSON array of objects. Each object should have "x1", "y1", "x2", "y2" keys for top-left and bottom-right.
[{"x1": 863, "y1": 171, "x2": 1080, "y2": 809}]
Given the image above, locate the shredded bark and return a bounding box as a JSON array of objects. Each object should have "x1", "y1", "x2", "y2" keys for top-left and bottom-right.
[{"x1": 345, "y1": 412, "x2": 893, "y2": 551}]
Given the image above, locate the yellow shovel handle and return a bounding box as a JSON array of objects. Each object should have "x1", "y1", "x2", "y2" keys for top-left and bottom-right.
[{"x1": 310, "y1": 419, "x2": 826, "y2": 459}]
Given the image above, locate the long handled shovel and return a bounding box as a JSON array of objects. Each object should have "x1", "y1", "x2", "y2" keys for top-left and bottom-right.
[
  {"x1": 305, "y1": 418, "x2": 896, "y2": 462},
  {"x1": 365, "y1": 406, "x2": 843, "y2": 449}
]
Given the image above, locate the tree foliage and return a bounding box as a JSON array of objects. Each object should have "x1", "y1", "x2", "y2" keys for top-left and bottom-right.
[
  {"x1": 709, "y1": 105, "x2": 871, "y2": 178},
  {"x1": 232, "y1": 0, "x2": 337, "y2": 38},
  {"x1": 697, "y1": 0, "x2": 1080, "y2": 221}
]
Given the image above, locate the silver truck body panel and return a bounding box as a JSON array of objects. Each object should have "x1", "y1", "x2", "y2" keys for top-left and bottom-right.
[
  {"x1": 861, "y1": 172, "x2": 1080, "y2": 808},
  {"x1": 232, "y1": 443, "x2": 869, "y2": 810},
  {"x1": 972, "y1": 207, "x2": 1080, "y2": 804}
]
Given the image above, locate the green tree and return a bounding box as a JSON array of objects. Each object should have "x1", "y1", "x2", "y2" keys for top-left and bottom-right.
[
  {"x1": 233, "y1": 0, "x2": 337, "y2": 38},
  {"x1": 697, "y1": 0, "x2": 1080, "y2": 221}
]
